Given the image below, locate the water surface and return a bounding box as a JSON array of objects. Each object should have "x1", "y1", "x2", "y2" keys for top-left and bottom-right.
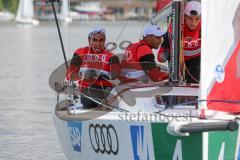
[{"x1": 0, "y1": 20, "x2": 147, "y2": 160}]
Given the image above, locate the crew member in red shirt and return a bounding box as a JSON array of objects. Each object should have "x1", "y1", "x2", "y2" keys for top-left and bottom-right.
[
  {"x1": 158, "y1": 1, "x2": 201, "y2": 83},
  {"x1": 66, "y1": 27, "x2": 120, "y2": 108},
  {"x1": 121, "y1": 24, "x2": 169, "y2": 83}
]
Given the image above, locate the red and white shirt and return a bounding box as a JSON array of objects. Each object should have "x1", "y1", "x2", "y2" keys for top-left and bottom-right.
[
  {"x1": 158, "y1": 22, "x2": 201, "y2": 62},
  {"x1": 66, "y1": 47, "x2": 113, "y2": 90}
]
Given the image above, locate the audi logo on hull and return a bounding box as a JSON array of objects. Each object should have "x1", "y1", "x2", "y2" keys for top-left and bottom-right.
[{"x1": 89, "y1": 124, "x2": 119, "y2": 155}]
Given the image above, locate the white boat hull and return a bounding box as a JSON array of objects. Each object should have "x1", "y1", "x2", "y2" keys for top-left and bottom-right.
[
  {"x1": 16, "y1": 18, "x2": 39, "y2": 25},
  {"x1": 53, "y1": 109, "x2": 240, "y2": 160}
]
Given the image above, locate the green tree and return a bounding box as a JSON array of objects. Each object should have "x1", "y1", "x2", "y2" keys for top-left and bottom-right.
[
  {"x1": 3, "y1": 0, "x2": 10, "y2": 9},
  {"x1": 8, "y1": 0, "x2": 19, "y2": 14},
  {"x1": 0, "y1": 0, "x2": 4, "y2": 11}
]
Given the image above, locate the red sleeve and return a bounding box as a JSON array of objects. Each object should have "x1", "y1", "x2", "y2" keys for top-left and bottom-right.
[
  {"x1": 148, "y1": 67, "x2": 169, "y2": 82},
  {"x1": 137, "y1": 45, "x2": 153, "y2": 60},
  {"x1": 110, "y1": 63, "x2": 121, "y2": 79},
  {"x1": 66, "y1": 66, "x2": 79, "y2": 81},
  {"x1": 66, "y1": 48, "x2": 85, "y2": 81}
]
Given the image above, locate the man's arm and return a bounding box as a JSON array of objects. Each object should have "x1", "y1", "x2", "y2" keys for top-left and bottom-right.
[
  {"x1": 66, "y1": 53, "x2": 82, "y2": 81},
  {"x1": 158, "y1": 32, "x2": 171, "y2": 63},
  {"x1": 139, "y1": 54, "x2": 169, "y2": 82},
  {"x1": 109, "y1": 55, "x2": 121, "y2": 80}
]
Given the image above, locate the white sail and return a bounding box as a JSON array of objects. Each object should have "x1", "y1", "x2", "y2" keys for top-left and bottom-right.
[
  {"x1": 59, "y1": 0, "x2": 72, "y2": 23},
  {"x1": 16, "y1": 0, "x2": 23, "y2": 20},
  {"x1": 16, "y1": 0, "x2": 39, "y2": 25},
  {"x1": 23, "y1": 0, "x2": 33, "y2": 18},
  {"x1": 200, "y1": 0, "x2": 240, "y2": 112}
]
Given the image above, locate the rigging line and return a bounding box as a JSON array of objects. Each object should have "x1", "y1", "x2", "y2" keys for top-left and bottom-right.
[
  {"x1": 67, "y1": 0, "x2": 71, "y2": 56},
  {"x1": 68, "y1": 0, "x2": 71, "y2": 20},
  {"x1": 68, "y1": 94, "x2": 127, "y2": 113},
  {"x1": 166, "y1": 100, "x2": 198, "y2": 109},
  {"x1": 69, "y1": 86, "x2": 130, "y2": 112},
  {"x1": 114, "y1": 0, "x2": 135, "y2": 44},
  {"x1": 107, "y1": 82, "x2": 165, "y2": 104},
  {"x1": 115, "y1": 20, "x2": 129, "y2": 44},
  {"x1": 199, "y1": 99, "x2": 240, "y2": 104},
  {"x1": 159, "y1": 99, "x2": 240, "y2": 114},
  {"x1": 165, "y1": 16, "x2": 175, "y2": 80},
  {"x1": 95, "y1": 75, "x2": 153, "y2": 88},
  {"x1": 183, "y1": 61, "x2": 199, "y2": 83},
  {"x1": 63, "y1": 78, "x2": 147, "y2": 109},
  {"x1": 79, "y1": 36, "x2": 94, "y2": 88},
  {"x1": 181, "y1": 29, "x2": 199, "y2": 83},
  {"x1": 96, "y1": 77, "x2": 144, "y2": 105},
  {"x1": 155, "y1": 106, "x2": 240, "y2": 122},
  {"x1": 139, "y1": 0, "x2": 152, "y2": 39},
  {"x1": 62, "y1": 76, "x2": 128, "y2": 112},
  {"x1": 49, "y1": 0, "x2": 69, "y2": 71},
  {"x1": 154, "y1": 107, "x2": 169, "y2": 113},
  {"x1": 155, "y1": 112, "x2": 237, "y2": 122},
  {"x1": 92, "y1": 0, "x2": 102, "y2": 28},
  {"x1": 179, "y1": 28, "x2": 185, "y2": 83}
]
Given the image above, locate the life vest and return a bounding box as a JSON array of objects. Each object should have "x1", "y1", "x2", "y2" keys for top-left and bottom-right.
[
  {"x1": 158, "y1": 22, "x2": 201, "y2": 61},
  {"x1": 66, "y1": 47, "x2": 113, "y2": 90},
  {"x1": 121, "y1": 40, "x2": 152, "y2": 82},
  {"x1": 182, "y1": 23, "x2": 201, "y2": 60}
]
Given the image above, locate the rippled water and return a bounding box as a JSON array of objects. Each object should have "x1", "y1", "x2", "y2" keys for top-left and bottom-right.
[{"x1": 0, "y1": 20, "x2": 147, "y2": 160}]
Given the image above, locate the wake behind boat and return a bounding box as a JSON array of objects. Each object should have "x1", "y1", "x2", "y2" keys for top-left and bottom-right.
[{"x1": 49, "y1": 0, "x2": 240, "y2": 159}]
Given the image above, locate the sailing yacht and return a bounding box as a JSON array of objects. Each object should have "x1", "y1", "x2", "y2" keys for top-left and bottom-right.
[
  {"x1": 50, "y1": 0, "x2": 240, "y2": 159},
  {"x1": 73, "y1": 2, "x2": 112, "y2": 20},
  {"x1": 0, "y1": 10, "x2": 14, "y2": 21},
  {"x1": 59, "y1": 0, "x2": 72, "y2": 23},
  {"x1": 16, "y1": 0, "x2": 39, "y2": 25}
]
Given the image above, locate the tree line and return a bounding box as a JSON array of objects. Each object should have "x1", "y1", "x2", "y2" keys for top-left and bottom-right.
[{"x1": 0, "y1": 0, "x2": 19, "y2": 13}]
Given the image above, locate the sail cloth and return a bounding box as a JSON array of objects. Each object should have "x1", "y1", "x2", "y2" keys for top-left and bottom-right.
[
  {"x1": 155, "y1": 0, "x2": 172, "y2": 12},
  {"x1": 200, "y1": 0, "x2": 240, "y2": 112},
  {"x1": 60, "y1": 0, "x2": 72, "y2": 22},
  {"x1": 16, "y1": 0, "x2": 34, "y2": 19}
]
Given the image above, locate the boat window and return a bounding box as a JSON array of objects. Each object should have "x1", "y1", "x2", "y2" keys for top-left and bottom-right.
[{"x1": 154, "y1": 95, "x2": 198, "y2": 108}]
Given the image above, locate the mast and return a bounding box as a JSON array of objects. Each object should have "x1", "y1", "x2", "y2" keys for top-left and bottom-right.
[{"x1": 170, "y1": 0, "x2": 182, "y2": 84}]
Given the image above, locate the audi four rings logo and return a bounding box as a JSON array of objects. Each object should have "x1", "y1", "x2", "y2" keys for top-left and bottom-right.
[{"x1": 89, "y1": 124, "x2": 119, "y2": 155}]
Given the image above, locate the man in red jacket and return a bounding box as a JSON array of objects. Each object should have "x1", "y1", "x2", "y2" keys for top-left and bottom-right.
[
  {"x1": 66, "y1": 27, "x2": 120, "y2": 108},
  {"x1": 121, "y1": 24, "x2": 169, "y2": 83},
  {"x1": 158, "y1": 1, "x2": 201, "y2": 83}
]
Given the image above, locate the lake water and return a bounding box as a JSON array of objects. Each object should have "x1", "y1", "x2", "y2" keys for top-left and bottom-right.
[{"x1": 0, "y1": 20, "x2": 149, "y2": 160}]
